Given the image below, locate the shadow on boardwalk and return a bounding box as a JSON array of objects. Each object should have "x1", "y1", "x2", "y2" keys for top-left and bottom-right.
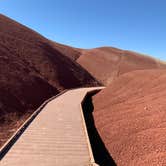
[{"x1": 82, "y1": 91, "x2": 117, "y2": 166}]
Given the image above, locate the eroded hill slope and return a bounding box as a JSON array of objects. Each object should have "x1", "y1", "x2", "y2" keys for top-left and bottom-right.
[
  {"x1": 92, "y1": 69, "x2": 166, "y2": 165},
  {"x1": 77, "y1": 47, "x2": 166, "y2": 85},
  {"x1": 0, "y1": 14, "x2": 100, "y2": 147}
]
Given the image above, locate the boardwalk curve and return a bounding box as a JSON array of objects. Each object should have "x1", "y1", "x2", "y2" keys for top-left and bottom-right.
[{"x1": 0, "y1": 87, "x2": 104, "y2": 166}]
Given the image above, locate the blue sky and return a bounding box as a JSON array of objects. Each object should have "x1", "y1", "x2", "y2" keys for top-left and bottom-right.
[{"x1": 0, "y1": 0, "x2": 166, "y2": 61}]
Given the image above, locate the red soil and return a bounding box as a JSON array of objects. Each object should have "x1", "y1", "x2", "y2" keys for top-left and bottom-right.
[
  {"x1": 0, "y1": 14, "x2": 100, "y2": 147},
  {"x1": 92, "y1": 69, "x2": 166, "y2": 165},
  {"x1": 77, "y1": 47, "x2": 166, "y2": 85},
  {"x1": 50, "y1": 41, "x2": 81, "y2": 61}
]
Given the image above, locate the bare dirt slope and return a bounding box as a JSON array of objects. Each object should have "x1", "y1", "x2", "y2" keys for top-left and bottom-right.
[
  {"x1": 50, "y1": 41, "x2": 81, "y2": 61},
  {"x1": 92, "y1": 69, "x2": 166, "y2": 166},
  {"x1": 77, "y1": 47, "x2": 166, "y2": 85},
  {"x1": 0, "y1": 14, "x2": 100, "y2": 147}
]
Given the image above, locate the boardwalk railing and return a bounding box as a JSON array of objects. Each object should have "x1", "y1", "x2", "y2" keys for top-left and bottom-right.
[{"x1": 80, "y1": 89, "x2": 104, "y2": 166}]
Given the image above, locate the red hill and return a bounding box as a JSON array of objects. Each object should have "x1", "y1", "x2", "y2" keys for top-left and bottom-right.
[
  {"x1": 0, "y1": 14, "x2": 100, "y2": 146},
  {"x1": 77, "y1": 47, "x2": 166, "y2": 85},
  {"x1": 92, "y1": 69, "x2": 166, "y2": 165}
]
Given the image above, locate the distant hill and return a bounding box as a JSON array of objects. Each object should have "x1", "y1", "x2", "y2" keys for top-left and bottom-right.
[
  {"x1": 0, "y1": 14, "x2": 100, "y2": 146},
  {"x1": 77, "y1": 47, "x2": 166, "y2": 85},
  {"x1": 92, "y1": 69, "x2": 166, "y2": 165}
]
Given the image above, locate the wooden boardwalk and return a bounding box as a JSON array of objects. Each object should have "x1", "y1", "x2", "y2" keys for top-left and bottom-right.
[{"x1": 0, "y1": 87, "x2": 103, "y2": 166}]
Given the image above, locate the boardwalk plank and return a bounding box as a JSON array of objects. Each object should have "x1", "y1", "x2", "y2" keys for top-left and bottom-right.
[{"x1": 1, "y1": 87, "x2": 103, "y2": 166}]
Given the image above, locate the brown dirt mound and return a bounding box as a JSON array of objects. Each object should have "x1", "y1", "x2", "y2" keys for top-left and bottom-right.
[
  {"x1": 92, "y1": 69, "x2": 166, "y2": 165},
  {"x1": 0, "y1": 14, "x2": 100, "y2": 147},
  {"x1": 77, "y1": 47, "x2": 166, "y2": 85}
]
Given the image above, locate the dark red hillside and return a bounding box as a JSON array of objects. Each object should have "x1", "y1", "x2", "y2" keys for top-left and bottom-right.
[{"x1": 0, "y1": 14, "x2": 100, "y2": 147}]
